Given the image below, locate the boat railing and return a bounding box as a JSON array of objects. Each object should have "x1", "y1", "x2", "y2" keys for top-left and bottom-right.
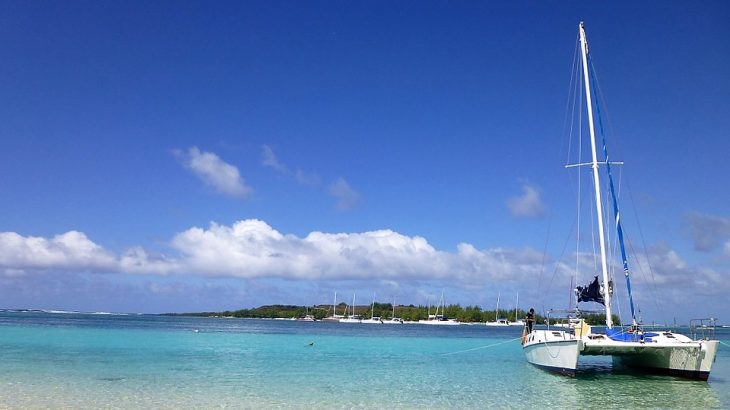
[
  {"x1": 689, "y1": 318, "x2": 717, "y2": 341},
  {"x1": 544, "y1": 308, "x2": 603, "y2": 329}
]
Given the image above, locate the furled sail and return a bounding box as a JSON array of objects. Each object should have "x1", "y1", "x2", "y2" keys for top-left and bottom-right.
[{"x1": 576, "y1": 276, "x2": 604, "y2": 305}]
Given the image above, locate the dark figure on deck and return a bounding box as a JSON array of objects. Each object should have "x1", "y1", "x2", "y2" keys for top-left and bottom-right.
[{"x1": 525, "y1": 308, "x2": 535, "y2": 333}]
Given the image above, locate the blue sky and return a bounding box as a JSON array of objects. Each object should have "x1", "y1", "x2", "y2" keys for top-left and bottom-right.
[{"x1": 1, "y1": 1, "x2": 729, "y2": 322}]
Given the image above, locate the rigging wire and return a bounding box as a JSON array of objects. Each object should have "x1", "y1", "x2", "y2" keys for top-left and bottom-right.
[
  {"x1": 539, "y1": 34, "x2": 580, "y2": 307},
  {"x1": 564, "y1": 33, "x2": 581, "y2": 167},
  {"x1": 573, "y1": 45, "x2": 583, "y2": 303}
]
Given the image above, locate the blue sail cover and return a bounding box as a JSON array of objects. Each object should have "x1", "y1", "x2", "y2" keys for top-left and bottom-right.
[
  {"x1": 606, "y1": 328, "x2": 660, "y2": 342},
  {"x1": 576, "y1": 276, "x2": 604, "y2": 305}
]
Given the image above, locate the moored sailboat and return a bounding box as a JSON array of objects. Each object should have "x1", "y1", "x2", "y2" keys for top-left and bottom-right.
[
  {"x1": 383, "y1": 296, "x2": 404, "y2": 324},
  {"x1": 485, "y1": 292, "x2": 510, "y2": 326},
  {"x1": 419, "y1": 292, "x2": 460, "y2": 325},
  {"x1": 522, "y1": 22, "x2": 719, "y2": 380},
  {"x1": 339, "y1": 293, "x2": 362, "y2": 323},
  {"x1": 361, "y1": 293, "x2": 383, "y2": 324}
]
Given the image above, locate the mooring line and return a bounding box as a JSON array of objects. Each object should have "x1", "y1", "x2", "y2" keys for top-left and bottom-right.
[
  {"x1": 441, "y1": 336, "x2": 523, "y2": 356},
  {"x1": 719, "y1": 340, "x2": 730, "y2": 348}
]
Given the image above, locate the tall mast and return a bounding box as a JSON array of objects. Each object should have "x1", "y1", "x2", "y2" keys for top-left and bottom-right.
[
  {"x1": 333, "y1": 291, "x2": 337, "y2": 316},
  {"x1": 495, "y1": 292, "x2": 500, "y2": 321},
  {"x1": 579, "y1": 21, "x2": 613, "y2": 328}
]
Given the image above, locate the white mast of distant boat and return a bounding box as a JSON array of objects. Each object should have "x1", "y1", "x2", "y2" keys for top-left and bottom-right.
[
  {"x1": 495, "y1": 292, "x2": 500, "y2": 322},
  {"x1": 579, "y1": 21, "x2": 613, "y2": 328}
]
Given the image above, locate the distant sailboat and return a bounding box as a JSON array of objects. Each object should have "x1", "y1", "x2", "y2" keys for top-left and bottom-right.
[
  {"x1": 297, "y1": 306, "x2": 316, "y2": 321},
  {"x1": 339, "y1": 293, "x2": 362, "y2": 323},
  {"x1": 485, "y1": 292, "x2": 509, "y2": 326},
  {"x1": 509, "y1": 293, "x2": 524, "y2": 326},
  {"x1": 323, "y1": 291, "x2": 345, "y2": 322},
  {"x1": 522, "y1": 22, "x2": 719, "y2": 380},
  {"x1": 361, "y1": 293, "x2": 383, "y2": 324},
  {"x1": 419, "y1": 292, "x2": 459, "y2": 325},
  {"x1": 383, "y1": 296, "x2": 404, "y2": 324}
]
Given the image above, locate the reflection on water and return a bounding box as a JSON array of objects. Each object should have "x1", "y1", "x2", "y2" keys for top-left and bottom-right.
[{"x1": 522, "y1": 356, "x2": 723, "y2": 409}]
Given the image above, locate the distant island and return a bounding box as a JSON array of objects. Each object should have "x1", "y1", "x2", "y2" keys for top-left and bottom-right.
[{"x1": 168, "y1": 302, "x2": 619, "y2": 326}]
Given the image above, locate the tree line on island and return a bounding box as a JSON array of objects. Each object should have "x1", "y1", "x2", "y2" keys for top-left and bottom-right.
[{"x1": 176, "y1": 302, "x2": 620, "y2": 326}]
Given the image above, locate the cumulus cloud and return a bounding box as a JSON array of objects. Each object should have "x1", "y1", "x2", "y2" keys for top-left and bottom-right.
[
  {"x1": 0, "y1": 231, "x2": 115, "y2": 274},
  {"x1": 3, "y1": 220, "x2": 727, "y2": 313},
  {"x1": 507, "y1": 182, "x2": 546, "y2": 218},
  {"x1": 632, "y1": 243, "x2": 730, "y2": 306},
  {"x1": 176, "y1": 146, "x2": 252, "y2": 198},
  {"x1": 329, "y1": 178, "x2": 360, "y2": 211},
  {"x1": 685, "y1": 212, "x2": 730, "y2": 252},
  {"x1": 166, "y1": 220, "x2": 551, "y2": 287},
  {"x1": 0, "y1": 221, "x2": 543, "y2": 287}
]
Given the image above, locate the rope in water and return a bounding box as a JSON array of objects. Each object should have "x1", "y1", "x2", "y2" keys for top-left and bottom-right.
[
  {"x1": 441, "y1": 336, "x2": 523, "y2": 356},
  {"x1": 720, "y1": 340, "x2": 730, "y2": 348}
]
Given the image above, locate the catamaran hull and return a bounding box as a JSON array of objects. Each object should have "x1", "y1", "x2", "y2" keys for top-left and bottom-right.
[
  {"x1": 609, "y1": 341, "x2": 719, "y2": 381},
  {"x1": 523, "y1": 332, "x2": 580, "y2": 376}
]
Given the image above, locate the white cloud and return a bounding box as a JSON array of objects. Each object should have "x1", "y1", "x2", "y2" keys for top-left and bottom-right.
[
  {"x1": 261, "y1": 145, "x2": 288, "y2": 173},
  {"x1": 2, "y1": 220, "x2": 727, "y2": 315},
  {"x1": 0, "y1": 221, "x2": 543, "y2": 287},
  {"x1": 177, "y1": 146, "x2": 252, "y2": 198},
  {"x1": 119, "y1": 247, "x2": 179, "y2": 275},
  {"x1": 0, "y1": 231, "x2": 115, "y2": 274},
  {"x1": 329, "y1": 178, "x2": 360, "y2": 211},
  {"x1": 507, "y1": 182, "x2": 546, "y2": 218},
  {"x1": 164, "y1": 220, "x2": 548, "y2": 286}
]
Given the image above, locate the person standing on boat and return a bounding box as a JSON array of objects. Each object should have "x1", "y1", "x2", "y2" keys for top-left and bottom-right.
[{"x1": 525, "y1": 308, "x2": 535, "y2": 333}]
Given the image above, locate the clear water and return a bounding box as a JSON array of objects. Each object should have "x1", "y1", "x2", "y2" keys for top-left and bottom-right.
[{"x1": 0, "y1": 312, "x2": 728, "y2": 409}]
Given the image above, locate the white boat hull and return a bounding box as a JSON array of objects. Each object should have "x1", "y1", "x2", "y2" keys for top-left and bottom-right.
[
  {"x1": 418, "y1": 319, "x2": 460, "y2": 326},
  {"x1": 382, "y1": 319, "x2": 404, "y2": 324},
  {"x1": 522, "y1": 330, "x2": 580, "y2": 376},
  {"x1": 581, "y1": 333, "x2": 719, "y2": 381},
  {"x1": 360, "y1": 319, "x2": 382, "y2": 324}
]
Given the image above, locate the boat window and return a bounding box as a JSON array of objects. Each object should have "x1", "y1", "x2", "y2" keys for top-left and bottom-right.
[{"x1": 552, "y1": 332, "x2": 562, "y2": 337}]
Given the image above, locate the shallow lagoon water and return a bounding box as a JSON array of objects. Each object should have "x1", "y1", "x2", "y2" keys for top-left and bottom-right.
[{"x1": 0, "y1": 312, "x2": 728, "y2": 409}]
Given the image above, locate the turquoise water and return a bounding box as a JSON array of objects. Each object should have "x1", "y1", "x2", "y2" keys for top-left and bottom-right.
[{"x1": 0, "y1": 312, "x2": 728, "y2": 409}]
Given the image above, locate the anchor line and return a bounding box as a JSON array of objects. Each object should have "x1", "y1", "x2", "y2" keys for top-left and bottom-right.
[{"x1": 441, "y1": 336, "x2": 523, "y2": 356}]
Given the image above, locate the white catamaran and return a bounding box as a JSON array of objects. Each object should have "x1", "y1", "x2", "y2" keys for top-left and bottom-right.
[{"x1": 523, "y1": 22, "x2": 719, "y2": 380}]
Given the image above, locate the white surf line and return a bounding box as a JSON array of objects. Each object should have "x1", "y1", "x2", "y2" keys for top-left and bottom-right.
[{"x1": 441, "y1": 336, "x2": 523, "y2": 356}]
